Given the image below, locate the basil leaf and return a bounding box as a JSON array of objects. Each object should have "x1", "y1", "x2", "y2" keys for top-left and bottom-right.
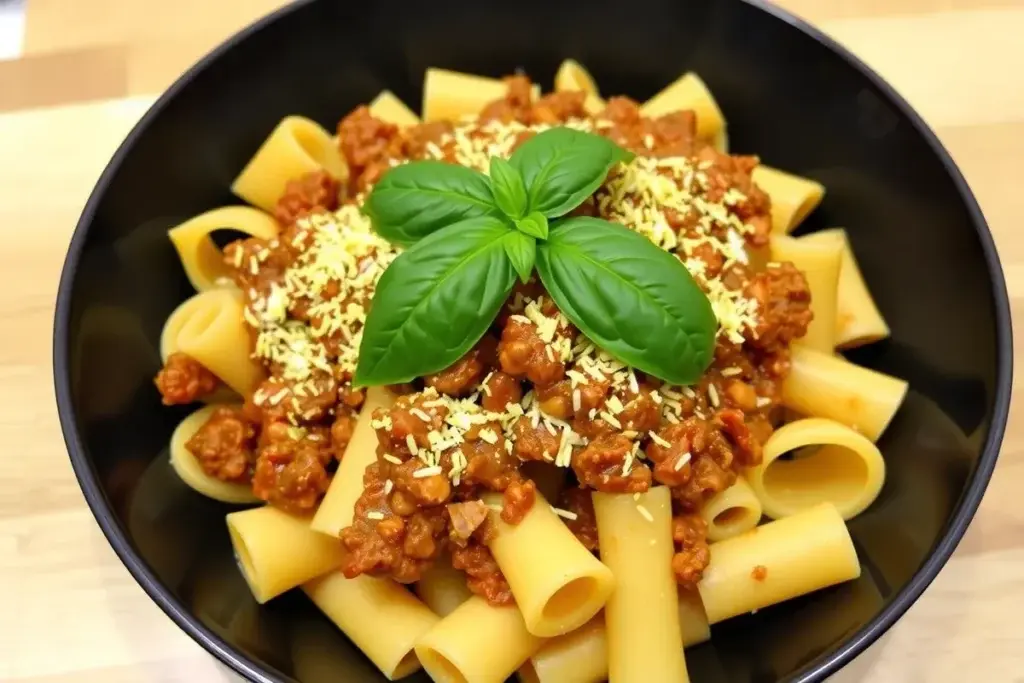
[
  {"x1": 489, "y1": 156, "x2": 528, "y2": 219},
  {"x1": 510, "y1": 127, "x2": 634, "y2": 218},
  {"x1": 514, "y1": 211, "x2": 549, "y2": 240},
  {"x1": 536, "y1": 217, "x2": 716, "y2": 384},
  {"x1": 354, "y1": 216, "x2": 516, "y2": 386},
  {"x1": 503, "y1": 231, "x2": 536, "y2": 284},
  {"x1": 363, "y1": 161, "x2": 502, "y2": 246}
]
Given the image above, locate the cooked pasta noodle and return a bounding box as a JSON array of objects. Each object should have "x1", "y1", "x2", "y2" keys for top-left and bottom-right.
[
  {"x1": 770, "y1": 234, "x2": 842, "y2": 352},
  {"x1": 593, "y1": 487, "x2": 689, "y2": 683},
  {"x1": 416, "y1": 554, "x2": 474, "y2": 618},
  {"x1": 310, "y1": 386, "x2": 395, "y2": 536},
  {"x1": 170, "y1": 288, "x2": 264, "y2": 396},
  {"x1": 169, "y1": 404, "x2": 258, "y2": 503},
  {"x1": 484, "y1": 491, "x2": 614, "y2": 637},
  {"x1": 167, "y1": 206, "x2": 279, "y2": 291},
  {"x1": 641, "y1": 72, "x2": 727, "y2": 152},
  {"x1": 783, "y1": 345, "x2": 907, "y2": 442},
  {"x1": 369, "y1": 90, "x2": 422, "y2": 127},
  {"x1": 423, "y1": 68, "x2": 541, "y2": 122},
  {"x1": 415, "y1": 596, "x2": 544, "y2": 683},
  {"x1": 698, "y1": 503, "x2": 860, "y2": 624},
  {"x1": 226, "y1": 506, "x2": 344, "y2": 603},
  {"x1": 751, "y1": 165, "x2": 826, "y2": 234},
  {"x1": 800, "y1": 228, "x2": 891, "y2": 348},
  {"x1": 747, "y1": 417, "x2": 885, "y2": 520},
  {"x1": 232, "y1": 115, "x2": 348, "y2": 211},
  {"x1": 700, "y1": 477, "x2": 763, "y2": 542},
  {"x1": 304, "y1": 571, "x2": 439, "y2": 680},
  {"x1": 554, "y1": 59, "x2": 606, "y2": 114}
]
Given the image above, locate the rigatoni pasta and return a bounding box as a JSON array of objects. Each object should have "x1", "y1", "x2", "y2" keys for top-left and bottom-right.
[
  {"x1": 170, "y1": 404, "x2": 258, "y2": 504},
  {"x1": 751, "y1": 165, "x2": 826, "y2": 234},
  {"x1": 770, "y1": 234, "x2": 842, "y2": 352},
  {"x1": 167, "y1": 206, "x2": 279, "y2": 291},
  {"x1": 700, "y1": 477, "x2": 763, "y2": 542}
]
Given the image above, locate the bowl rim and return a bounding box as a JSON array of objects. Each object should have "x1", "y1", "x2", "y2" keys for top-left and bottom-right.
[{"x1": 51, "y1": 0, "x2": 1013, "y2": 681}]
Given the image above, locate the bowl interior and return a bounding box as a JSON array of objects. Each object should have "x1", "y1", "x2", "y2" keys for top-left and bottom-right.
[{"x1": 56, "y1": 0, "x2": 1007, "y2": 681}]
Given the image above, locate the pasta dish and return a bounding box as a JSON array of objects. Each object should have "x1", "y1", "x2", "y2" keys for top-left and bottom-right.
[{"x1": 154, "y1": 61, "x2": 907, "y2": 683}]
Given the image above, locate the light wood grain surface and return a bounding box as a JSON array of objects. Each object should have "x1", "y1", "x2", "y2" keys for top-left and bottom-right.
[{"x1": 1, "y1": 1, "x2": 1021, "y2": 681}]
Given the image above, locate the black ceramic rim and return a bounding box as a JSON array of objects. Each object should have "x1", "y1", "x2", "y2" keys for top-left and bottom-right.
[{"x1": 51, "y1": 1, "x2": 1013, "y2": 681}]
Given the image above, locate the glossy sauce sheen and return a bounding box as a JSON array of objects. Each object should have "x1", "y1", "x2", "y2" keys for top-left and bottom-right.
[{"x1": 155, "y1": 76, "x2": 813, "y2": 606}]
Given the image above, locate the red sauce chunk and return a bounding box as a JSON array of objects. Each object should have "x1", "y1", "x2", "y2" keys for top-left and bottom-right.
[{"x1": 155, "y1": 352, "x2": 219, "y2": 405}]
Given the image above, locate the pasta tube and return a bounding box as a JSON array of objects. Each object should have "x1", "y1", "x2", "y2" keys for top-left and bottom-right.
[
  {"x1": 484, "y1": 491, "x2": 614, "y2": 637},
  {"x1": 304, "y1": 571, "x2": 439, "y2": 680},
  {"x1": 423, "y1": 68, "x2": 541, "y2": 122},
  {"x1": 770, "y1": 234, "x2": 842, "y2": 352},
  {"x1": 553, "y1": 59, "x2": 605, "y2": 114},
  {"x1": 369, "y1": 90, "x2": 421, "y2": 127},
  {"x1": 700, "y1": 477, "x2": 762, "y2": 542},
  {"x1": 415, "y1": 554, "x2": 473, "y2": 618},
  {"x1": 519, "y1": 590, "x2": 710, "y2": 683},
  {"x1": 172, "y1": 288, "x2": 264, "y2": 397},
  {"x1": 751, "y1": 165, "x2": 825, "y2": 234},
  {"x1": 641, "y1": 72, "x2": 727, "y2": 152},
  {"x1": 746, "y1": 417, "x2": 885, "y2": 520},
  {"x1": 169, "y1": 404, "x2": 258, "y2": 504},
  {"x1": 231, "y1": 115, "x2": 348, "y2": 212},
  {"x1": 698, "y1": 503, "x2": 860, "y2": 624},
  {"x1": 800, "y1": 228, "x2": 890, "y2": 348},
  {"x1": 593, "y1": 487, "x2": 689, "y2": 683},
  {"x1": 783, "y1": 345, "x2": 907, "y2": 442},
  {"x1": 167, "y1": 206, "x2": 278, "y2": 291},
  {"x1": 226, "y1": 506, "x2": 343, "y2": 603},
  {"x1": 415, "y1": 596, "x2": 544, "y2": 683},
  {"x1": 310, "y1": 386, "x2": 394, "y2": 536}
]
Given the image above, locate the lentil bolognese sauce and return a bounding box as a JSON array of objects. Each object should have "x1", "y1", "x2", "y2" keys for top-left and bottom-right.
[{"x1": 155, "y1": 74, "x2": 811, "y2": 604}]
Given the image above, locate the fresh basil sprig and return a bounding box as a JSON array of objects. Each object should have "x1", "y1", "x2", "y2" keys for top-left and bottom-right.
[{"x1": 353, "y1": 127, "x2": 717, "y2": 388}]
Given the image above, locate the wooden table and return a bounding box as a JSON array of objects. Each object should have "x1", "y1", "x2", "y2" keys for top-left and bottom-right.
[{"x1": 1, "y1": 1, "x2": 1021, "y2": 681}]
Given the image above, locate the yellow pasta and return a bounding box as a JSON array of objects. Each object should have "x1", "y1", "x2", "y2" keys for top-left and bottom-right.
[
  {"x1": 747, "y1": 417, "x2": 885, "y2": 520},
  {"x1": 311, "y1": 386, "x2": 395, "y2": 536},
  {"x1": 231, "y1": 115, "x2": 348, "y2": 212},
  {"x1": 699, "y1": 503, "x2": 860, "y2": 624},
  {"x1": 593, "y1": 487, "x2": 689, "y2": 683},
  {"x1": 800, "y1": 228, "x2": 891, "y2": 348},
  {"x1": 416, "y1": 554, "x2": 473, "y2": 618},
  {"x1": 752, "y1": 165, "x2": 826, "y2": 234},
  {"x1": 167, "y1": 206, "x2": 279, "y2": 291},
  {"x1": 415, "y1": 596, "x2": 544, "y2": 683},
  {"x1": 770, "y1": 234, "x2": 842, "y2": 352},
  {"x1": 304, "y1": 571, "x2": 439, "y2": 680},
  {"x1": 171, "y1": 288, "x2": 264, "y2": 397},
  {"x1": 701, "y1": 477, "x2": 763, "y2": 542},
  {"x1": 226, "y1": 506, "x2": 344, "y2": 603},
  {"x1": 519, "y1": 591, "x2": 710, "y2": 683},
  {"x1": 484, "y1": 491, "x2": 614, "y2": 637},
  {"x1": 423, "y1": 68, "x2": 541, "y2": 122},
  {"x1": 783, "y1": 345, "x2": 908, "y2": 442},
  {"x1": 169, "y1": 404, "x2": 258, "y2": 504},
  {"x1": 369, "y1": 90, "x2": 421, "y2": 127},
  {"x1": 553, "y1": 59, "x2": 606, "y2": 115},
  {"x1": 641, "y1": 72, "x2": 727, "y2": 152}
]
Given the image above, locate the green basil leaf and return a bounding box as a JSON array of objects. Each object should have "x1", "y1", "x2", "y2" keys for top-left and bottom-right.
[
  {"x1": 489, "y1": 156, "x2": 528, "y2": 219},
  {"x1": 502, "y1": 231, "x2": 536, "y2": 284},
  {"x1": 514, "y1": 211, "x2": 549, "y2": 240},
  {"x1": 363, "y1": 161, "x2": 502, "y2": 246},
  {"x1": 354, "y1": 216, "x2": 516, "y2": 386},
  {"x1": 536, "y1": 217, "x2": 716, "y2": 385},
  {"x1": 510, "y1": 127, "x2": 634, "y2": 218}
]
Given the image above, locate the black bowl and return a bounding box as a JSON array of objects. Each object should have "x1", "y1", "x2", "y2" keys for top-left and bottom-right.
[{"x1": 53, "y1": 0, "x2": 1012, "y2": 681}]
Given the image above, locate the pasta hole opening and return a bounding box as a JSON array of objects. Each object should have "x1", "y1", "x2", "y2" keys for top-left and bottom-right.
[
  {"x1": 762, "y1": 444, "x2": 868, "y2": 512},
  {"x1": 419, "y1": 648, "x2": 468, "y2": 683},
  {"x1": 712, "y1": 506, "x2": 752, "y2": 529},
  {"x1": 392, "y1": 650, "x2": 421, "y2": 680},
  {"x1": 542, "y1": 576, "x2": 599, "y2": 622}
]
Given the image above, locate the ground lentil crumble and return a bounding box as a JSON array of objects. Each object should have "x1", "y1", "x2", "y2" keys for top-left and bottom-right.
[{"x1": 155, "y1": 74, "x2": 812, "y2": 605}]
